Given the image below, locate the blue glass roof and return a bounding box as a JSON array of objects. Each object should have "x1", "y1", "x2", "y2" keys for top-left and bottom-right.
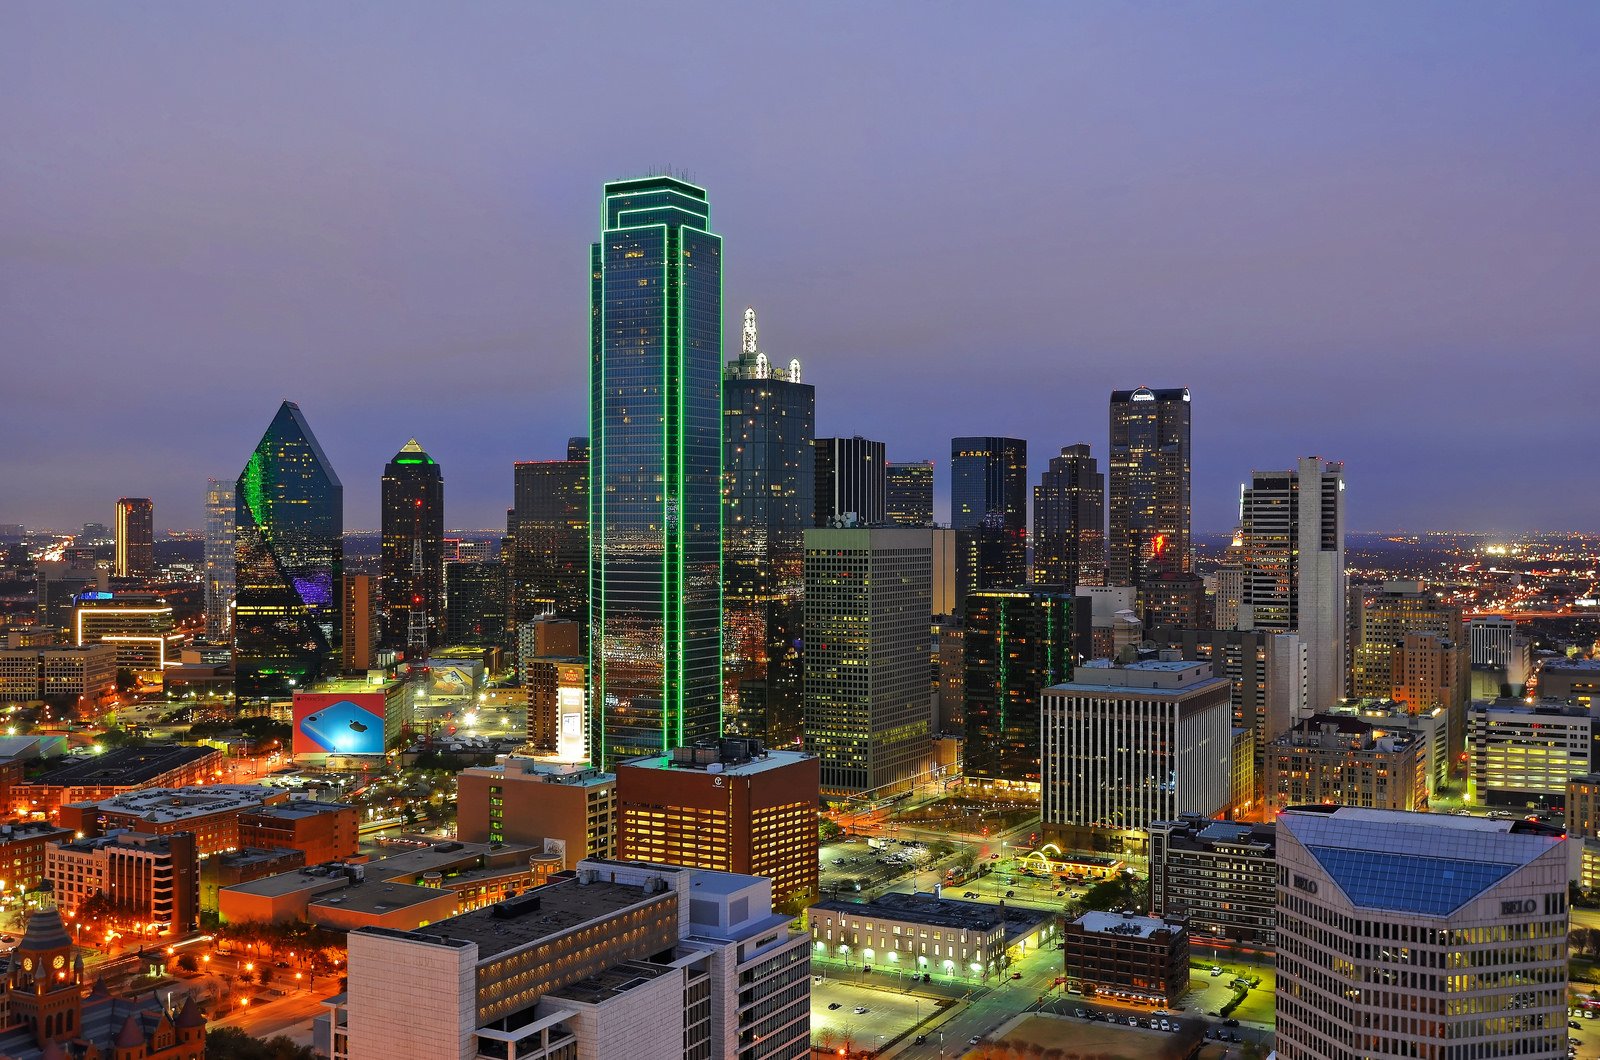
[{"x1": 1307, "y1": 846, "x2": 1519, "y2": 916}]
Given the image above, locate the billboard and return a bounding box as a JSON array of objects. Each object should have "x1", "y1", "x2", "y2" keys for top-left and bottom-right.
[
  {"x1": 293, "y1": 692, "x2": 386, "y2": 756},
  {"x1": 426, "y1": 659, "x2": 483, "y2": 698}
]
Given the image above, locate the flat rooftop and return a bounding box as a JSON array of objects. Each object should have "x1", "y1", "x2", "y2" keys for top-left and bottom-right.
[
  {"x1": 407, "y1": 873, "x2": 673, "y2": 960},
  {"x1": 1074, "y1": 911, "x2": 1175, "y2": 939},
  {"x1": 1544, "y1": 659, "x2": 1600, "y2": 672},
  {"x1": 29, "y1": 744, "x2": 219, "y2": 788},
  {"x1": 546, "y1": 959, "x2": 672, "y2": 1005},
  {"x1": 244, "y1": 801, "x2": 353, "y2": 821},
  {"x1": 72, "y1": 785, "x2": 271, "y2": 823},
  {"x1": 1051, "y1": 660, "x2": 1228, "y2": 695},
  {"x1": 618, "y1": 748, "x2": 815, "y2": 778},
  {"x1": 461, "y1": 759, "x2": 615, "y2": 787},
  {"x1": 310, "y1": 880, "x2": 447, "y2": 916}
]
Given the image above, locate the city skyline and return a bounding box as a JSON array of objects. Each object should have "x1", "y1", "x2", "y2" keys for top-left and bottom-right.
[{"x1": 3, "y1": 4, "x2": 1597, "y2": 535}]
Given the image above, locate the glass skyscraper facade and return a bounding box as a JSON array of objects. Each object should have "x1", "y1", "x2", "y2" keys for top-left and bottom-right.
[
  {"x1": 590, "y1": 176, "x2": 723, "y2": 766},
  {"x1": 1108, "y1": 387, "x2": 1191, "y2": 588},
  {"x1": 724, "y1": 307, "x2": 814, "y2": 746},
  {"x1": 204, "y1": 479, "x2": 235, "y2": 638},
  {"x1": 963, "y1": 589, "x2": 1074, "y2": 786},
  {"x1": 950, "y1": 436, "x2": 1027, "y2": 611},
  {"x1": 509, "y1": 450, "x2": 588, "y2": 653},
  {"x1": 114, "y1": 498, "x2": 154, "y2": 579},
  {"x1": 813, "y1": 436, "x2": 885, "y2": 526},
  {"x1": 233, "y1": 401, "x2": 343, "y2": 699},
  {"x1": 380, "y1": 439, "x2": 444, "y2": 655},
  {"x1": 885, "y1": 460, "x2": 934, "y2": 527},
  {"x1": 1033, "y1": 443, "x2": 1105, "y2": 589}
]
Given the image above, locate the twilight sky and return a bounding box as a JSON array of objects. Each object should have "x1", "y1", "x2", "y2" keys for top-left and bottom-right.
[{"x1": 3, "y1": 2, "x2": 1597, "y2": 535}]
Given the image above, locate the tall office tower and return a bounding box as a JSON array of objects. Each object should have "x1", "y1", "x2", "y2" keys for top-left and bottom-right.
[
  {"x1": 1237, "y1": 457, "x2": 1346, "y2": 711},
  {"x1": 962, "y1": 590, "x2": 1074, "y2": 788},
  {"x1": 1351, "y1": 580, "x2": 1469, "y2": 758},
  {"x1": 1040, "y1": 659, "x2": 1232, "y2": 852},
  {"x1": 444, "y1": 560, "x2": 507, "y2": 646},
  {"x1": 1275, "y1": 807, "x2": 1568, "y2": 1060},
  {"x1": 885, "y1": 461, "x2": 935, "y2": 527},
  {"x1": 233, "y1": 401, "x2": 343, "y2": 699},
  {"x1": 813, "y1": 436, "x2": 885, "y2": 526},
  {"x1": 566, "y1": 436, "x2": 589, "y2": 462},
  {"x1": 509, "y1": 453, "x2": 588, "y2": 652},
  {"x1": 589, "y1": 176, "x2": 723, "y2": 766},
  {"x1": 1107, "y1": 387, "x2": 1191, "y2": 588},
  {"x1": 803, "y1": 527, "x2": 932, "y2": 795},
  {"x1": 723, "y1": 307, "x2": 814, "y2": 746},
  {"x1": 1033, "y1": 444, "x2": 1104, "y2": 589},
  {"x1": 80, "y1": 522, "x2": 110, "y2": 544},
  {"x1": 616, "y1": 738, "x2": 821, "y2": 911},
  {"x1": 379, "y1": 439, "x2": 444, "y2": 656},
  {"x1": 950, "y1": 436, "x2": 1027, "y2": 609},
  {"x1": 203, "y1": 479, "x2": 235, "y2": 638},
  {"x1": 1469, "y1": 615, "x2": 1531, "y2": 697},
  {"x1": 341, "y1": 573, "x2": 378, "y2": 672},
  {"x1": 113, "y1": 498, "x2": 154, "y2": 579}
]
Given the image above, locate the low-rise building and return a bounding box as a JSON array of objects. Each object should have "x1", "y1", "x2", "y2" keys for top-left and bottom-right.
[
  {"x1": 1147, "y1": 815, "x2": 1276, "y2": 951},
  {"x1": 1062, "y1": 911, "x2": 1190, "y2": 1007},
  {"x1": 1470, "y1": 697, "x2": 1598, "y2": 807},
  {"x1": 1265, "y1": 714, "x2": 1426, "y2": 816},
  {"x1": 0, "y1": 644, "x2": 118, "y2": 704},
  {"x1": 73, "y1": 592, "x2": 182, "y2": 675},
  {"x1": 0, "y1": 822, "x2": 75, "y2": 894},
  {"x1": 456, "y1": 759, "x2": 615, "y2": 865},
  {"x1": 46, "y1": 830, "x2": 199, "y2": 937},
  {"x1": 59, "y1": 785, "x2": 289, "y2": 855},
  {"x1": 808, "y1": 890, "x2": 1053, "y2": 981},
  {"x1": 15, "y1": 745, "x2": 226, "y2": 819},
  {"x1": 1539, "y1": 657, "x2": 1600, "y2": 707},
  {"x1": 199, "y1": 847, "x2": 307, "y2": 912},
  {"x1": 1327, "y1": 698, "x2": 1450, "y2": 797},
  {"x1": 323, "y1": 859, "x2": 811, "y2": 1060},
  {"x1": 237, "y1": 800, "x2": 360, "y2": 864}
]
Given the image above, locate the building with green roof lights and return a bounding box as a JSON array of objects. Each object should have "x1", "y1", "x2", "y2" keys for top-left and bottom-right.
[{"x1": 589, "y1": 176, "x2": 724, "y2": 766}]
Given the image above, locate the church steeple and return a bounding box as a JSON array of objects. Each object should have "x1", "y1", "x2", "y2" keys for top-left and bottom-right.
[{"x1": 8, "y1": 883, "x2": 84, "y2": 1046}]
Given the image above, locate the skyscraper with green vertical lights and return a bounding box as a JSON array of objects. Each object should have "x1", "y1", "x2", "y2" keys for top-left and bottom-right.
[{"x1": 589, "y1": 176, "x2": 723, "y2": 766}]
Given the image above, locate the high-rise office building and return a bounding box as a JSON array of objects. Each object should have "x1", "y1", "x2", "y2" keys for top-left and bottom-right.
[
  {"x1": 379, "y1": 439, "x2": 444, "y2": 656},
  {"x1": 1107, "y1": 388, "x2": 1190, "y2": 588},
  {"x1": 508, "y1": 450, "x2": 588, "y2": 651},
  {"x1": 203, "y1": 479, "x2": 235, "y2": 639},
  {"x1": 1237, "y1": 458, "x2": 1346, "y2": 711},
  {"x1": 1033, "y1": 444, "x2": 1104, "y2": 589},
  {"x1": 813, "y1": 436, "x2": 885, "y2": 526},
  {"x1": 962, "y1": 590, "x2": 1073, "y2": 788},
  {"x1": 1351, "y1": 580, "x2": 1470, "y2": 759},
  {"x1": 885, "y1": 460, "x2": 935, "y2": 527},
  {"x1": 589, "y1": 176, "x2": 723, "y2": 766},
  {"x1": 341, "y1": 573, "x2": 379, "y2": 673},
  {"x1": 1040, "y1": 659, "x2": 1232, "y2": 852},
  {"x1": 114, "y1": 498, "x2": 154, "y2": 579},
  {"x1": 1275, "y1": 807, "x2": 1567, "y2": 1060},
  {"x1": 444, "y1": 560, "x2": 506, "y2": 647},
  {"x1": 233, "y1": 401, "x2": 343, "y2": 698},
  {"x1": 950, "y1": 436, "x2": 1027, "y2": 609},
  {"x1": 615, "y1": 738, "x2": 820, "y2": 911},
  {"x1": 724, "y1": 308, "x2": 814, "y2": 747},
  {"x1": 803, "y1": 527, "x2": 932, "y2": 795},
  {"x1": 80, "y1": 522, "x2": 110, "y2": 544}
]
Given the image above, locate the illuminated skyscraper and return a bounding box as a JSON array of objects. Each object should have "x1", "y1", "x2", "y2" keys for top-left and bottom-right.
[
  {"x1": 589, "y1": 176, "x2": 723, "y2": 766},
  {"x1": 885, "y1": 460, "x2": 934, "y2": 527},
  {"x1": 203, "y1": 479, "x2": 235, "y2": 638},
  {"x1": 963, "y1": 589, "x2": 1074, "y2": 787},
  {"x1": 233, "y1": 401, "x2": 343, "y2": 699},
  {"x1": 1108, "y1": 387, "x2": 1191, "y2": 587},
  {"x1": 950, "y1": 436, "x2": 1027, "y2": 609},
  {"x1": 814, "y1": 436, "x2": 885, "y2": 526},
  {"x1": 1237, "y1": 457, "x2": 1346, "y2": 711},
  {"x1": 114, "y1": 498, "x2": 154, "y2": 579},
  {"x1": 724, "y1": 307, "x2": 814, "y2": 745},
  {"x1": 380, "y1": 439, "x2": 444, "y2": 656},
  {"x1": 1032, "y1": 444, "x2": 1104, "y2": 589},
  {"x1": 508, "y1": 449, "x2": 587, "y2": 651}
]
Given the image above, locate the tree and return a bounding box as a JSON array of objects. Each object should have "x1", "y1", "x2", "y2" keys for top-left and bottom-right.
[
  {"x1": 205, "y1": 1028, "x2": 317, "y2": 1060},
  {"x1": 177, "y1": 952, "x2": 199, "y2": 973}
]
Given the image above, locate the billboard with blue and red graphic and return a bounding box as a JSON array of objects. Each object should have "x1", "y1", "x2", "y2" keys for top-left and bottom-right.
[{"x1": 293, "y1": 692, "x2": 385, "y2": 756}]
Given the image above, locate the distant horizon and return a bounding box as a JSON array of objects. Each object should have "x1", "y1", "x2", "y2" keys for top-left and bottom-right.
[{"x1": 4, "y1": 6, "x2": 1596, "y2": 534}]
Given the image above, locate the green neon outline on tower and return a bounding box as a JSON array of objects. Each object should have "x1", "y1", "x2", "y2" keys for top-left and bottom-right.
[{"x1": 589, "y1": 175, "x2": 724, "y2": 768}]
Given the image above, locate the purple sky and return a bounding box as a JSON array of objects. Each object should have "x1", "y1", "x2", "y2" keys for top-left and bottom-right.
[{"x1": 3, "y1": 3, "x2": 1597, "y2": 535}]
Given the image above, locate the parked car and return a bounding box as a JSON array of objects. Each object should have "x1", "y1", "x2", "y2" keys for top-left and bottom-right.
[
  {"x1": 827, "y1": 1002, "x2": 841, "y2": 1011},
  {"x1": 853, "y1": 1006, "x2": 869, "y2": 1015}
]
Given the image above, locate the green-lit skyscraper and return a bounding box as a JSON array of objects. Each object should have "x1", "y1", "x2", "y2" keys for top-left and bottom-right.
[
  {"x1": 233, "y1": 401, "x2": 343, "y2": 699},
  {"x1": 589, "y1": 176, "x2": 723, "y2": 765}
]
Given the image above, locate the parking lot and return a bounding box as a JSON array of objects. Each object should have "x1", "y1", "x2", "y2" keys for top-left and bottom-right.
[{"x1": 811, "y1": 977, "x2": 939, "y2": 1054}]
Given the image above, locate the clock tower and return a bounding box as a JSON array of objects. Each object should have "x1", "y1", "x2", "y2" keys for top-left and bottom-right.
[{"x1": 6, "y1": 884, "x2": 83, "y2": 1047}]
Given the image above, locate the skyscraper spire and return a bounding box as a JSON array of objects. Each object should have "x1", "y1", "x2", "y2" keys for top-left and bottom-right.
[{"x1": 742, "y1": 306, "x2": 758, "y2": 356}]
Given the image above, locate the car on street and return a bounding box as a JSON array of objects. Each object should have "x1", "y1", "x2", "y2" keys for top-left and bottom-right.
[
  {"x1": 827, "y1": 1003, "x2": 841, "y2": 1010},
  {"x1": 853, "y1": 1006, "x2": 869, "y2": 1015}
]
